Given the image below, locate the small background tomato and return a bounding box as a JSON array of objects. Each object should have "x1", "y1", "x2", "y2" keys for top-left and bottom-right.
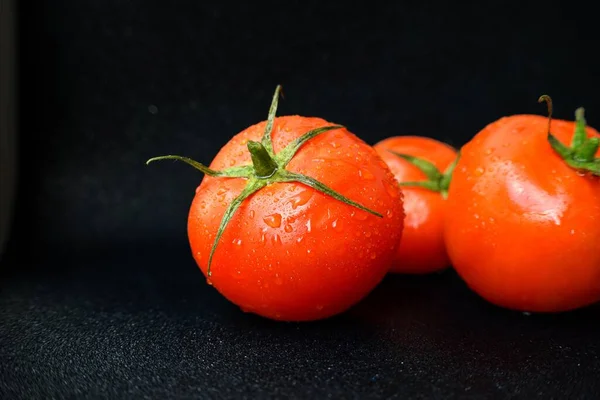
[
  {"x1": 445, "y1": 111, "x2": 600, "y2": 313},
  {"x1": 187, "y1": 115, "x2": 405, "y2": 321},
  {"x1": 374, "y1": 136, "x2": 457, "y2": 274}
]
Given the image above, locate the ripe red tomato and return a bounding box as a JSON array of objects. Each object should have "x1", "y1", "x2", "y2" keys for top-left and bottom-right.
[
  {"x1": 445, "y1": 96, "x2": 600, "y2": 313},
  {"x1": 373, "y1": 136, "x2": 458, "y2": 274},
  {"x1": 148, "y1": 86, "x2": 405, "y2": 321}
]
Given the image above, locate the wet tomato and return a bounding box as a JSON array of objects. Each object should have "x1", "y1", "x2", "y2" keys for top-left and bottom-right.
[
  {"x1": 148, "y1": 86, "x2": 405, "y2": 321},
  {"x1": 374, "y1": 136, "x2": 458, "y2": 274},
  {"x1": 445, "y1": 96, "x2": 600, "y2": 313}
]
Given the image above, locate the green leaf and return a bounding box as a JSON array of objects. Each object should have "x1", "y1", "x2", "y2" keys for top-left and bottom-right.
[
  {"x1": 387, "y1": 151, "x2": 443, "y2": 181},
  {"x1": 276, "y1": 125, "x2": 344, "y2": 167},
  {"x1": 279, "y1": 170, "x2": 382, "y2": 218},
  {"x1": 146, "y1": 155, "x2": 253, "y2": 178},
  {"x1": 206, "y1": 179, "x2": 267, "y2": 276},
  {"x1": 261, "y1": 85, "x2": 282, "y2": 157}
]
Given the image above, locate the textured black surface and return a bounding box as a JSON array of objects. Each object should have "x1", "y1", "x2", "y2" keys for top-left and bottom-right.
[
  {"x1": 2, "y1": 248, "x2": 600, "y2": 399},
  {"x1": 3, "y1": 0, "x2": 600, "y2": 398}
]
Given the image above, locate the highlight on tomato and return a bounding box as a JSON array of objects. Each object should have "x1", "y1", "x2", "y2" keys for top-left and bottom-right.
[
  {"x1": 147, "y1": 85, "x2": 405, "y2": 321},
  {"x1": 445, "y1": 95, "x2": 600, "y2": 313},
  {"x1": 373, "y1": 136, "x2": 458, "y2": 274}
]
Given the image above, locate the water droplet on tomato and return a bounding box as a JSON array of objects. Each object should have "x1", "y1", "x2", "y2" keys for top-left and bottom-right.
[
  {"x1": 330, "y1": 141, "x2": 341, "y2": 148},
  {"x1": 570, "y1": 229, "x2": 575, "y2": 235},
  {"x1": 384, "y1": 179, "x2": 399, "y2": 198},
  {"x1": 307, "y1": 249, "x2": 312, "y2": 254},
  {"x1": 263, "y1": 213, "x2": 282, "y2": 228},
  {"x1": 331, "y1": 219, "x2": 338, "y2": 229},
  {"x1": 352, "y1": 210, "x2": 368, "y2": 221},
  {"x1": 284, "y1": 224, "x2": 293, "y2": 233},
  {"x1": 359, "y1": 169, "x2": 375, "y2": 180},
  {"x1": 370, "y1": 252, "x2": 377, "y2": 260},
  {"x1": 206, "y1": 278, "x2": 213, "y2": 286},
  {"x1": 474, "y1": 214, "x2": 480, "y2": 220},
  {"x1": 386, "y1": 209, "x2": 393, "y2": 218},
  {"x1": 249, "y1": 210, "x2": 255, "y2": 219},
  {"x1": 289, "y1": 190, "x2": 313, "y2": 209},
  {"x1": 365, "y1": 231, "x2": 372, "y2": 238},
  {"x1": 195, "y1": 186, "x2": 201, "y2": 194},
  {"x1": 272, "y1": 234, "x2": 282, "y2": 245},
  {"x1": 306, "y1": 219, "x2": 312, "y2": 233},
  {"x1": 229, "y1": 159, "x2": 236, "y2": 166},
  {"x1": 232, "y1": 238, "x2": 242, "y2": 245},
  {"x1": 474, "y1": 167, "x2": 485, "y2": 177},
  {"x1": 217, "y1": 187, "x2": 228, "y2": 195},
  {"x1": 485, "y1": 148, "x2": 495, "y2": 155},
  {"x1": 296, "y1": 236, "x2": 304, "y2": 243}
]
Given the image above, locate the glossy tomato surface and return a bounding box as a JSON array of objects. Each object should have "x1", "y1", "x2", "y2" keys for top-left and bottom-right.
[
  {"x1": 445, "y1": 114, "x2": 600, "y2": 312},
  {"x1": 374, "y1": 136, "x2": 457, "y2": 274},
  {"x1": 188, "y1": 116, "x2": 405, "y2": 321}
]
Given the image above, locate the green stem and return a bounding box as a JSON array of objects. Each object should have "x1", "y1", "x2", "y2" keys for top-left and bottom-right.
[
  {"x1": 538, "y1": 95, "x2": 600, "y2": 176},
  {"x1": 247, "y1": 141, "x2": 278, "y2": 178},
  {"x1": 388, "y1": 150, "x2": 458, "y2": 198}
]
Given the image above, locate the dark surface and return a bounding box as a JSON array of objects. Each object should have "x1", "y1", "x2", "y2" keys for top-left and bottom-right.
[{"x1": 3, "y1": 0, "x2": 600, "y2": 398}]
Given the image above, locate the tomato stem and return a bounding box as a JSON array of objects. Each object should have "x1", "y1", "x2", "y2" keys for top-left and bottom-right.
[
  {"x1": 538, "y1": 95, "x2": 600, "y2": 176},
  {"x1": 247, "y1": 140, "x2": 278, "y2": 178},
  {"x1": 388, "y1": 150, "x2": 459, "y2": 199}
]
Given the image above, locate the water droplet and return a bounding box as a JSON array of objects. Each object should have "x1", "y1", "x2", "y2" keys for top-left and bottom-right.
[
  {"x1": 306, "y1": 219, "x2": 312, "y2": 233},
  {"x1": 331, "y1": 219, "x2": 338, "y2": 229},
  {"x1": 263, "y1": 213, "x2": 282, "y2": 228},
  {"x1": 206, "y1": 278, "x2": 213, "y2": 286},
  {"x1": 365, "y1": 231, "x2": 372, "y2": 238},
  {"x1": 384, "y1": 179, "x2": 399, "y2": 198},
  {"x1": 196, "y1": 251, "x2": 202, "y2": 258},
  {"x1": 570, "y1": 229, "x2": 575, "y2": 235},
  {"x1": 488, "y1": 217, "x2": 495, "y2": 224},
  {"x1": 272, "y1": 235, "x2": 282, "y2": 245},
  {"x1": 195, "y1": 186, "x2": 201, "y2": 194},
  {"x1": 307, "y1": 249, "x2": 312, "y2": 254},
  {"x1": 474, "y1": 167, "x2": 485, "y2": 177},
  {"x1": 229, "y1": 159, "x2": 236, "y2": 166},
  {"x1": 474, "y1": 214, "x2": 480, "y2": 220},
  {"x1": 370, "y1": 252, "x2": 377, "y2": 260},
  {"x1": 284, "y1": 224, "x2": 293, "y2": 233},
  {"x1": 232, "y1": 238, "x2": 242, "y2": 245},
  {"x1": 289, "y1": 190, "x2": 314, "y2": 209},
  {"x1": 485, "y1": 148, "x2": 495, "y2": 155},
  {"x1": 296, "y1": 236, "x2": 304, "y2": 243},
  {"x1": 249, "y1": 210, "x2": 255, "y2": 219},
  {"x1": 359, "y1": 169, "x2": 375, "y2": 180},
  {"x1": 330, "y1": 141, "x2": 341, "y2": 148},
  {"x1": 217, "y1": 187, "x2": 228, "y2": 195},
  {"x1": 576, "y1": 170, "x2": 587, "y2": 177},
  {"x1": 352, "y1": 210, "x2": 368, "y2": 221},
  {"x1": 386, "y1": 209, "x2": 394, "y2": 218}
]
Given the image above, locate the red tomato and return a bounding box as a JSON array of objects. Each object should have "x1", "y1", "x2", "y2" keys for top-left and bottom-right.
[
  {"x1": 445, "y1": 96, "x2": 600, "y2": 313},
  {"x1": 374, "y1": 136, "x2": 458, "y2": 274},
  {"x1": 148, "y1": 86, "x2": 405, "y2": 321}
]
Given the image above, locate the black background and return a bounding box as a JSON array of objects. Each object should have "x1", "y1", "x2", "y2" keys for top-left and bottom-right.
[{"x1": 2, "y1": 1, "x2": 600, "y2": 398}]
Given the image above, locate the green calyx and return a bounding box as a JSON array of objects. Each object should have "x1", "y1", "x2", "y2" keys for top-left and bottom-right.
[
  {"x1": 147, "y1": 85, "x2": 383, "y2": 276},
  {"x1": 387, "y1": 150, "x2": 459, "y2": 199},
  {"x1": 538, "y1": 95, "x2": 600, "y2": 176}
]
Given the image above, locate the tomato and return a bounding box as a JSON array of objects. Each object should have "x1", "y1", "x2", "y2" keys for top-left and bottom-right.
[
  {"x1": 373, "y1": 136, "x2": 458, "y2": 274},
  {"x1": 147, "y1": 86, "x2": 405, "y2": 321},
  {"x1": 445, "y1": 95, "x2": 600, "y2": 313}
]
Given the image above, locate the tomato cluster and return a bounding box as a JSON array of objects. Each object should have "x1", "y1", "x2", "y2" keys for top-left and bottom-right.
[{"x1": 148, "y1": 87, "x2": 600, "y2": 320}]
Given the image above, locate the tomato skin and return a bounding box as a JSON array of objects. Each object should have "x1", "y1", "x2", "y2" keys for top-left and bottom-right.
[
  {"x1": 188, "y1": 116, "x2": 405, "y2": 321},
  {"x1": 445, "y1": 114, "x2": 600, "y2": 313},
  {"x1": 373, "y1": 136, "x2": 457, "y2": 274}
]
